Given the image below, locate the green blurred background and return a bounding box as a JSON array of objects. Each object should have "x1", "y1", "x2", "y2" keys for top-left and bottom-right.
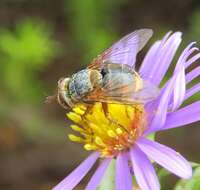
[{"x1": 0, "y1": 0, "x2": 200, "y2": 189}]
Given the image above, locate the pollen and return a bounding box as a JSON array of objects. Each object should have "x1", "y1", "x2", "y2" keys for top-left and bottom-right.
[{"x1": 67, "y1": 103, "x2": 147, "y2": 157}]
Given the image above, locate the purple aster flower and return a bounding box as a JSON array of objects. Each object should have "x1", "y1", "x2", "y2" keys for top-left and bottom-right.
[{"x1": 53, "y1": 30, "x2": 200, "y2": 190}]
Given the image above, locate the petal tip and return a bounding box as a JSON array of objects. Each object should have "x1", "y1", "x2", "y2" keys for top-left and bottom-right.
[
  {"x1": 176, "y1": 31, "x2": 182, "y2": 37},
  {"x1": 182, "y1": 166, "x2": 193, "y2": 179}
]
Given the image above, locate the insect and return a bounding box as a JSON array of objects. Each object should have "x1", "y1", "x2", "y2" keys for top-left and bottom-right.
[{"x1": 48, "y1": 29, "x2": 159, "y2": 118}]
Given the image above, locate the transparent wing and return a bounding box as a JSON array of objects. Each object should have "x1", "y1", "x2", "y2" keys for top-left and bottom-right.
[
  {"x1": 88, "y1": 29, "x2": 153, "y2": 70},
  {"x1": 84, "y1": 79, "x2": 159, "y2": 105},
  {"x1": 130, "y1": 80, "x2": 160, "y2": 103}
]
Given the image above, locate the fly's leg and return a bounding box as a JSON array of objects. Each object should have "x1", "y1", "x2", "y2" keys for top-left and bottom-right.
[
  {"x1": 102, "y1": 103, "x2": 116, "y2": 123},
  {"x1": 125, "y1": 104, "x2": 142, "y2": 119},
  {"x1": 80, "y1": 104, "x2": 93, "y2": 120},
  {"x1": 102, "y1": 103, "x2": 127, "y2": 131},
  {"x1": 125, "y1": 106, "x2": 131, "y2": 119}
]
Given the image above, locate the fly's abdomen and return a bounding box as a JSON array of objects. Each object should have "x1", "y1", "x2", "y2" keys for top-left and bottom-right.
[
  {"x1": 102, "y1": 72, "x2": 136, "y2": 96},
  {"x1": 68, "y1": 69, "x2": 93, "y2": 100}
]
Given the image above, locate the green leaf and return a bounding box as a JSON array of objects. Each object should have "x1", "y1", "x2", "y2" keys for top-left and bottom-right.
[
  {"x1": 97, "y1": 159, "x2": 115, "y2": 190},
  {"x1": 174, "y1": 166, "x2": 200, "y2": 190},
  {"x1": 0, "y1": 19, "x2": 59, "y2": 103},
  {"x1": 191, "y1": 162, "x2": 200, "y2": 168},
  {"x1": 147, "y1": 133, "x2": 155, "y2": 141},
  {"x1": 158, "y1": 167, "x2": 171, "y2": 180}
]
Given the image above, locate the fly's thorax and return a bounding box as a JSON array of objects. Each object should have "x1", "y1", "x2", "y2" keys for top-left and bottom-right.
[{"x1": 68, "y1": 69, "x2": 103, "y2": 100}]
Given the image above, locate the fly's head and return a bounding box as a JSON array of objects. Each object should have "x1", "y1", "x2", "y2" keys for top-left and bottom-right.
[{"x1": 57, "y1": 77, "x2": 74, "y2": 109}]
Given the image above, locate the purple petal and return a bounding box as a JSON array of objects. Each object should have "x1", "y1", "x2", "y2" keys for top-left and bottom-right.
[
  {"x1": 171, "y1": 67, "x2": 185, "y2": 111},
  {"x1": 164, "y1": 44, "x2": 198, "y2": 111},
  {"x1": 183, "y1": 47, "x2": 198, "y2": 66},
  {"x1": 140, "y1": 31, "x2": 172, "y2": 80},
  {"x1": 141, "y1": 32, "x2": 182, "y2": 85},
  {"x1": 116, "y1": 153, "x2": 132, "y2": 190},
  {"x1": 140, "y1": 41, "x2": 161, "y2": 77},
  {"x1": 151, "y1": 32, "x2": 182, "y2": 85},
  {"x1": 184, "y1": 83, "x2": 200, "y2": 100},
  {"x1": 130, "y1": 146, "x2": 160, "y2": 190},
  {"x1": 85, "y1": 158, "x2": 111, "y2": 190},
  {"x1": 185, "y1": 52, "x2": 200, "y2": 68},
  {"x1": 146, "y1": 75, "x2": 177, "y2": 133},
  {"x1": 175, "y1": 42, "x2": 197, "y2": 71},
  {"x1": 161, "y1": 101, "x2": 200, "y2": 131},
  {"x1": 53, "y1": 152, "x2": 99, "y2": 190},
  {"x1": 146, "y1": 62, "x2": 187, "y2": 134},
  {"x1": 186, "y1": 65, "x2": 200, "y2": 84},
  {"x1": 169, "y1": 43, "x2": 198, "y2": 110},
  {"x1": 137, "y1": 138, "x2": 192, "y2": 179}
]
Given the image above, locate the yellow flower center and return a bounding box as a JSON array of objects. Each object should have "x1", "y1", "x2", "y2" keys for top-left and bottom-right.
[{"x1": 67, "y1": 103, "x2": 146, "y2": 157}]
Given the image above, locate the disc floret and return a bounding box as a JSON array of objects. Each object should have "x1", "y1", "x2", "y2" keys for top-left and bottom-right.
[{"x1": 67, "y1": 103, "x2": 146, "y2": 157}]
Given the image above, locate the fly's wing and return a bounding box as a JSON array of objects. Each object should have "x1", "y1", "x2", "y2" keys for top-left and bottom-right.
[
  {"x1": 130, "y1": 80, "x2": 160, "y2": 103},
  {"x1": 88, "y1": 29, "x2": 153, "y2": 70},
  {"x1": 83, "y1": 77, "x2": 159, "y2": 105}
]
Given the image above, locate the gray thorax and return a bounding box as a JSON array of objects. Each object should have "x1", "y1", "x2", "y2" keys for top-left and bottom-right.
[
  {"x1": 68, "y1": 67, "x2": 135, "y2": 100},
  {"x1": 68, "y1": 69, "x2": 102, "y2": 100}
]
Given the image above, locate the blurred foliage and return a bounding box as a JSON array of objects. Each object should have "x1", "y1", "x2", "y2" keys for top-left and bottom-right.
[
  {"x1": 66, "y1": 0, "x2": 124, "y2": 63},
  {"x1": 98, "y1": 160, "x2": 115, "y2": 190},
  {"x1": 0, "y1": 18, "x2": 62, "y2": 141},
  {"x1": 158, "y1": 162, "x2": 200, "y2": 190},
  {"x1": 0, "y1": 19, "x2": 58, "y2": 103},
  {"x1": 188, "y1": 9, "x2": 200, "y2": 42},
  {"x1": 175, "y1": 164, "x2": 200, "y2": 190}
]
